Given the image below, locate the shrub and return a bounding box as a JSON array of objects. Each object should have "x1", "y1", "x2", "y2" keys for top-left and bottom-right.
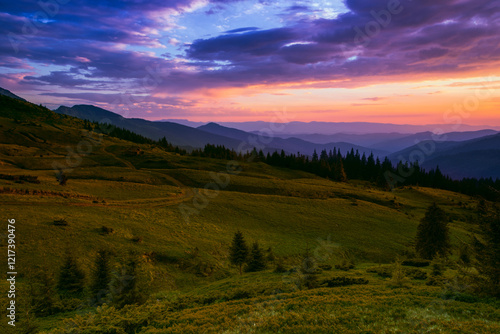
[
  {"x1": 335, "y1": 259, "x2": 355, "y2": 271},
  {"x1": 274, "y1": 259, "x2": 287, "y2": 273},
  {"x1": 321, "y1": 276, "x2": 368, "y2": 287},
  {"x1": 131, "y1": 236, "x2": 143, "y2": 243},
  {"x1": 404, "y1": 268, "x2": 427, "y2": 280},
  {"x1": 99, "y1": 226, "x2": 114, "y2": 235},
  {"x1": 390, "y1": 260, "x2": 410, "y2": 287},
  {"x1": 401, "y1": 259, "x2": 430, "y2": 267},
  {"x1": 318, "y1": 264, "x2": 332, "y2": 271},
  {"x1": 53, "y1": 218, "x2": 68, "y2": 226}
]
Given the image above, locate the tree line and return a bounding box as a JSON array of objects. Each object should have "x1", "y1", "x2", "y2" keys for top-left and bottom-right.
[{"x1": 87, "y1": 120, "x2": 499, "y2": 201}]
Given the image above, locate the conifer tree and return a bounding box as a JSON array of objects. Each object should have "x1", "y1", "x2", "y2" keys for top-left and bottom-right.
[
  {"x1": 109, "y1": 256, "x2": 144, "y2": 308},
  {"x1": 472, "y1": 210, "x2": 500, "y2": 297},
  {"x1": 415, "y1": 203, "x2": 450, "y2": 260},
  {"x1": 57, "y1": 253, "x2": 85, "y2": 296},
  {"x1": 266, "y1": 247, "x2": 275, "y2": 262},
  {"x1": 246, "y1": 242, "x2": 266, "y2": 272},
  {"x1": 28, "y1": 267, "x2": 58, "y2": 316},
  {"x1": 90, "y1": 249, "x2": 111, "y2": 305},
  {"x1": 300, "y1": 248, "x2": 319, "y2": 289},
  {"x1": 230, "y1": 230, "x2": 248, "y2": 275}
]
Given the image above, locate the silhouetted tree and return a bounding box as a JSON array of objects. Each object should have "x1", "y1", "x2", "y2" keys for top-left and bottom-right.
[
  {"x1": 56, "y1": 170, "x2": 67, "y2": 186},
  {"x1": 472, "y1": 210, "x2": 500, "y2": 297},
  {"x1": 109, "y1": 256, "x2": 145, "y2": 308},
  {"x1": 246, "y1": 242, "x2": 266, "y2": 272},
  {"x1": 416, "y1": 203, "x2": 450, "y2": 260},
  {"x1": 28, "y1": 267, "x2": 58, "y2": 316},
  {"x1": 230, "y1": 230, "x2": 249, "y2": 275},
  {"x1": 300, "y1": 248, "x2": 319, "y2": 289},
  {"x1": 90, "y1": 249, "x2": 111, "y2": 305},
  {"x1": 57, "y1": 253, "x2": 85, "y2": 296}
]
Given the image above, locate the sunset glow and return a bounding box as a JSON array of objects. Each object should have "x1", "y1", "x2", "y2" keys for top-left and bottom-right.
[{"x1": 1, "y1": 0, "x2": 499, "y2": 125}]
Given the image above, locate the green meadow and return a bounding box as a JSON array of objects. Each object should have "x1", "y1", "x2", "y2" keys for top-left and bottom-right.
[{"x1": 0, "y1": 109, "x2": 498, "y2": 333}]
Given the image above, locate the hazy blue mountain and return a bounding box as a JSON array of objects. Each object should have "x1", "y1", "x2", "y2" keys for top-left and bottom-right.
[
  {"x1": 198, "y1": 122, "x2": 389, "y2": 158},
  {"x1": 55, "y1": 105, "x2": 245, "y2": 149},
  {"x1": 217, "y1": 121, "x2": 500, "y2": 135},
  {"x1": 275, "y1": 133, "x2": 409, "y2": 147},
  {"x1": 156, "y1": 119, "x2": 207, "y2": 127},
  {"x1": 372, "y1": 130, "x2": 498, "y2": 152},
  {"x1": 390, "y1": 133, "x2": 500, "y2": 179},
  {"x1": 0, "y1": 87, "x2": 26, "y2": 102}
]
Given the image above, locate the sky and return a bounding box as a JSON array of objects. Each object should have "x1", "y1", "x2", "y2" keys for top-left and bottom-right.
[{"x1": 1, "y1": 0, "x2": 499, "y2": 125}]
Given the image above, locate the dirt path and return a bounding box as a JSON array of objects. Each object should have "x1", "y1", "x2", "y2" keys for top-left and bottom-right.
[{"x1": 1, "y1": 144, "x2": 196, "y2": 209}]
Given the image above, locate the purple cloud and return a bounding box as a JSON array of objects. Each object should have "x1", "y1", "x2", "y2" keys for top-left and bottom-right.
[{"x1": 0, "y1": 0, "x2": 499, "y2": 112}]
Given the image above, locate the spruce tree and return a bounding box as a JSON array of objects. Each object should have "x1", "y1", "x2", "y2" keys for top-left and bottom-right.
[
  {"x1": 266, "y1": 247, "x2": 275, "y2": 262},
  {"x1": 57, "y1": 253, "x2": 85, "y2": 296},
  {"x1": 90, "y1": 249, "x2": 111, "y2": 305},
  {"x1": 246, "y1": 242, "x2": 266, "y2": 272},
  {"x1": 300, "y1": 248, "x2": 319, "y2": 289},
  {"x1": 230, "y1": 230, "x2": 248, "y2": 275},
  {"x1": 28, "y1": 267, "x2": 58, "y2": 316},
  {"x1": 109, "y1": 256, "x2": 144, "y2": 308},
  {"x1": 415, "y1": 203, "x2": 450, "y2": 260},
  {"x1": 472, "y1": 210, "x2": 500, "y2": 297}
]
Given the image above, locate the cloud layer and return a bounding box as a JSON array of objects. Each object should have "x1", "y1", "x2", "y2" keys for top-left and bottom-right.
[{"x1": 0, "y1": 0, "x2": 499, "y2": 119}]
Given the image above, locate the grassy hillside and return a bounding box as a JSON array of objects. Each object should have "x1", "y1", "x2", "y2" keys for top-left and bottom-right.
[{"x1": 0, "y1": 98, "x2": 498, "y2": 333}]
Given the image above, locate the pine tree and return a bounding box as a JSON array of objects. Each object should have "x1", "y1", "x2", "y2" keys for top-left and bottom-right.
[
  {"x1": 472, "y1": 210, "x2": 500, "y2": 297},
  {"x1": 57, "y1": 253, "x2": 85, "y2": 296},
  {"x1": 246, "y1": 242, "x2": 266, "y2": 272},
  {"x1": 28, "y1": 267, "x2": 58, "y2": 316},
  {"x1": 90, "y1": 249, "x2": 111, "y2": 305},
  {"x1": 300, "y1": 248, "x2": 319, "y2": 289},
  {"x1": 266, "y1": 247, "x2": 275, "y2": 262},
  {"x1": 229, "y1": 230, "x2": 248, "y2": 275},
  {"x1": 109, "y1": 256, "x2": 145, "y2": 308},
  {"x1": 415, "y1": 203, "x2": 450, "y2": 260}
]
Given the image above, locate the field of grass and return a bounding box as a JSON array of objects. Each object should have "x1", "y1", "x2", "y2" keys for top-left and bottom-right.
[{"x1": 0, "y1": 111, "x2": 498, "y2": 333}]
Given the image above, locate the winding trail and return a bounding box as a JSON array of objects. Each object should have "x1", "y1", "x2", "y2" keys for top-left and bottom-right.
[{"x1": 1, "y1": 144, "x2": 196, "y2": 209}]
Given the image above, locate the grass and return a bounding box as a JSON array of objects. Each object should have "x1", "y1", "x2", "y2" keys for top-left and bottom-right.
[{"x1": 0, "y1": 111, "x2": 497, "y2": 333}]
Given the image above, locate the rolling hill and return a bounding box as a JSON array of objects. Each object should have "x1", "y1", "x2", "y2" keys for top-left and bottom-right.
[
  {"x1": 0, "y1": 92, "x2": 499, "y2": 333},
  {"x1": 55, "y1": 104, "x2": 389, "y2": 157},
  {"x1": 0, "y1": 87, "x2": 26, "y2": 101},
  {"x1": 55, "y1": 104, "x2": 247, "y2": 150}
]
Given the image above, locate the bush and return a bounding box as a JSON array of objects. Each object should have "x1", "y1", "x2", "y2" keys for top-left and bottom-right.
[
  {"x1": 404, "y1": 268, "x2": 427, "y2": 280},
  {"x1": 401, "y1": 259, "x2": 430, "y2": 267},
  {"x1": 53, "y1": 218, "x2": 68, "y2": 226},
  {"x1": 318, "y1": 264, "x2": 332, "y2": 271},
  {"x1": 99, "y1": 226, "x2": 114, "y2": 235},
  {"x1": 367, "y1": 265, "x2": 392, "y2": 278},
  {"x1": 321, "y1": 276, "x2": 368, "y2": 287},
  {"x1": 274, "y1": 259, "x2": 287, "y2": 273},
  {"x1": 335, "y1": 259, "x2": 355, "y2": 271},
  {"x1": 390, "y1": 260, "x2": 410, "y2": 287},
  {"x1": 131, "y1": 236, "x2": 143, "y2": 243}
]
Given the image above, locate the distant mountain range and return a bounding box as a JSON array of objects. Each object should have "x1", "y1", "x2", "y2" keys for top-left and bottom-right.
[
  {"x1": 55, "y1": 105, "x2": 388, "y2": 157},
  {"x1": 389, "y1": 133, "x2": 500, "y2": 179},
  {"x1": 164, "y1": 119, "x2": 500, "y2": 135},
  {"x1": 198, "y1": 122, "x2": 389, "y2": 157},
  {"x1": 1, "y1": 86, "x2": 499, "y2": 179}
]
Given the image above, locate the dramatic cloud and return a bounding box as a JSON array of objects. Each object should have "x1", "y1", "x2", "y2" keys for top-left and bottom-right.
[{"x1": 0, "y1": 0, "x2": 499, "y2": 122}]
